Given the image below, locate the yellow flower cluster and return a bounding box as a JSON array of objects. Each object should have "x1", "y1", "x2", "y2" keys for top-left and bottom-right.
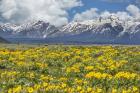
[
  {"x1": 85, "y1": 72, "x2": 112, "y2": 79},
  {"x1": 115, "y1": 71, "x2": 139, "y2": 79},
  {"x1": 0, "y1": 45, "x2": 139, "y2": 93}
]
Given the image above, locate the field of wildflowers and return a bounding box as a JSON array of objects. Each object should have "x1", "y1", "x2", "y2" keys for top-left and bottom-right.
[{"x1": 0, "y1": 45, "x2": 139, "y2": 93}]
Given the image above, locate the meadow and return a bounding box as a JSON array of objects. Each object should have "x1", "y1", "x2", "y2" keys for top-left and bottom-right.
[{"x1": 0, "y1": 44, "x2": 139, "y2": 93}]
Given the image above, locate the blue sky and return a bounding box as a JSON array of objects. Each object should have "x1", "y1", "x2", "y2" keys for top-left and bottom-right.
[{"x1": 69, "y1": 0, "x2": 136, "y2": 19}]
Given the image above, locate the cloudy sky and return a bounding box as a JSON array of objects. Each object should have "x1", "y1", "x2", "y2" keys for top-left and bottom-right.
[{"x1": 0, "y1": 0, "x2": 140, "y2": 26}]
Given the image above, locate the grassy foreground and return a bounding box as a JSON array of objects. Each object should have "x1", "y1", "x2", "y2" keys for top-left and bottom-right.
[{"x1": 0, "y1": 44, "x2": 140, "y2": 93}]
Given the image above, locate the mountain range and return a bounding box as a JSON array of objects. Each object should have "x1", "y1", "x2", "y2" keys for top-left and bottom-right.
[{"x1": 0, "y1": 17, "x2": 140, "y2": 44}]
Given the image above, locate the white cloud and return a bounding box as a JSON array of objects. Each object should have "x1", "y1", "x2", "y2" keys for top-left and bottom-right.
[
  {"x1": 126, "y1": 4, "x2": 140, "y2": 19},
  {"x1": 101, "y1": 11, "x2": 132, "y2": 20},
  {"x1": 115, "y1": 12, "x2": 132, "y2": 20},
  {"x1": 100, "y1": 11, "x2": 111, "y2": 18},
  {"x1": 73, "y1": 8, "x2": 99, "y2": 21},
  {"x1": 73, "y1": 4, "x2": 140, "y2": 22},
  {"x1": 0, "y1": 0, "x2": 83, "y2": 26}
]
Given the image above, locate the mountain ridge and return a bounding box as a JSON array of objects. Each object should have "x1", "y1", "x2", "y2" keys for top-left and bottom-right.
[{"x1": 0, "y1": 17, "x2": 140, "y2": 44}]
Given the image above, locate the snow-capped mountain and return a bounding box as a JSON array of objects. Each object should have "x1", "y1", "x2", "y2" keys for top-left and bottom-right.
[
  {"x1": 0, "y1": 23, "x2": 20, "y2": 38},
  {"x1": 0, "y1": 17, "x2": 140, "y2": 44},
  {"x1": 51, "y1": 18, "x2": 140, "y2": 44},
  {"x1": 16, "y1": 20, "x2": 59, "y2": 38},
  {"x1": 58, "y1": 20, "x2": 124, "y2": 37},
  {"x1": 0, "y1": 20, "x2": 59, "y2": 38}
]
